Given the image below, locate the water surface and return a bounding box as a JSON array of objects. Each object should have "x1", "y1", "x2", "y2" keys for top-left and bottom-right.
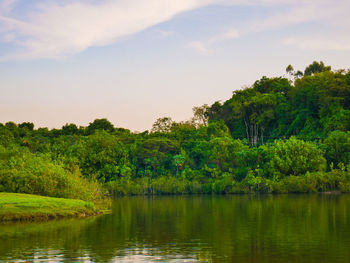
[{"x1": 1, "y1": 194, "x2": 350, "y2": 262}]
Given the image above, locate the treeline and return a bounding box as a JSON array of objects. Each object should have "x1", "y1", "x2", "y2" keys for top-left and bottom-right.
[
  {"x1": 1, "y1": 61, "x2": 350, "y2": 197},
  {"x1": 208, "y1": 61, "x2": 350, "y2": 144}
]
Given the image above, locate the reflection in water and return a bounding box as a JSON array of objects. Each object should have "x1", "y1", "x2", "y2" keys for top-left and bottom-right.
[{"x1": 1, "y1": 195, "x2": 350, "y2": 262}]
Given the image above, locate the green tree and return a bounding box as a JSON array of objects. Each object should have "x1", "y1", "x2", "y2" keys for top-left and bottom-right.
[
  {"x1": 266, "y1": 137, "x2": 326, "y2": 178},
  {"x1": 62, "y1": 123, "x2": 79, "y2": 135},
  {"x1": 191, "y1": 104, "x2": 209, "y2": 127},
  {"x1": 151, "y1": 117, "x2": 173, "y2": 133},
  {"x1": 304, "y1": 61, "x2": 331, "y2": 76},
  {"x1": 18, "y1": 122, "x2": 34, "y2": 131},
  {"x1": 87, "y1": 118, "x2": 114, "y2": 134},
  {"x1": 173, "y1": 154, "x2": 185, "y2": 176},
  {"x1": 72, "y1": 130, "x2": 131, "y2": 182},
  {"x1": 324, "y1": 131, "x2": 350, "y2": 166}
]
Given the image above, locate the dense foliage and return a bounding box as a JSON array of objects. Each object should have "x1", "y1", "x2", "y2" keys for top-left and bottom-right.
[
  {"x1": 1, "y1": 62, "x2": 350, "y2": 195},
  {"x1": 0, "y1": 145, "x2": 105, "y2": 202}
]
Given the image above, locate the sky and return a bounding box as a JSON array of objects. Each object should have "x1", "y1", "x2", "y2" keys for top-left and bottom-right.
[{"x1": 0, "y1": 0, "x2": 350, "y2": 131}]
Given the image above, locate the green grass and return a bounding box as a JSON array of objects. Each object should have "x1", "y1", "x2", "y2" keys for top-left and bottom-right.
[{"x1": 0, "y1": 193, "x2": 100, "y2": 222}]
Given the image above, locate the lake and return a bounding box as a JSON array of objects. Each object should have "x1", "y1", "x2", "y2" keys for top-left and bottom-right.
[{"x1": 1, "y1": 194, "x2": 350, "y2": 262}]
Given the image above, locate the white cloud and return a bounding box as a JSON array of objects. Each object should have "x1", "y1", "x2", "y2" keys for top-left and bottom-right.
[
  {"x1": 249, "y1": 0, "x2": 350, "y2": 32},
  {"x1": 242, "y1": 0, "x2": 350, "y2": 52},
  {"x1": 250, "y1": 7, "x2": 317, "y2": 32},
  {"x1": 155, "y1": 29, "x2": 176, "y2": 38},
  {"x1": 0, "y1": 0, "x2": 350, "y2": 60},
  {"x1": 209, "y1": 29, "x2": 239, "y2": 42},
  {"x1": 188, "y1": 29, "x2": 239, "y2": 54},
  {"x1": 273, "y1": 0, "x2": 350, "y2": 51},
  {"x1": 188, "y1": 41, "x2": 213, "y2": 54},
  {"x1": 0, "y1": 0, "x2": 17, "y2": 14},
  {"x1": 0, "y1": 0, "x2": 219, "y2": 60},
  {"x1": 187, "y1": 0, "x2": 350, "y2": 54},
  {"x1": 283, "y1": 37, "x2": 350, "y2": 51}
]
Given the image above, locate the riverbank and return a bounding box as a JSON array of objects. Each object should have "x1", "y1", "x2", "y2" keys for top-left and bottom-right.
[
  {"x1": 106, "y1": 170, "x2": 350, "y2": 196},
  {"x1": 0, "y1": 193, "x2": 103, "y2": 222}
]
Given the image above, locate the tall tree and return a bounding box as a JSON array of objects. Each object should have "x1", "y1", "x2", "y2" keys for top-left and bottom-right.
[
  {"x1": 151, "y1": 117, "x2": 174, "y2": 133},
  {"x1": 87, "y1": 118, "x2": 114, "y2": 134},
  {"x1": 304, "y1": 61, "x2": 331, "y2": 76},
  {"x1": 192, "y1": 104, "x2": 209, "y2": 127}
]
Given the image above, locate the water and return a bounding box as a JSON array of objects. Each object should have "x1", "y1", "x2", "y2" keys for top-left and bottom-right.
[{"x1": 1, "y1": 194, "x2": 350, "y2": 262}]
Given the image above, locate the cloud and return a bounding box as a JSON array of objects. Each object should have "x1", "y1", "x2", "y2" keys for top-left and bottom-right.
[
  {"x1": 0, "y1": 0, "x2": 349, "y2": 60},
  {"x1": 0, "y1": 0, "x2": 17, "y2": 14},
  {"x1": 274, "y1": 1, "x2": 350, "y2": 51},
  {"x1": 188, "y1": 41, "x2": 213, "y2": 54},
  {"x1": 209, "y1": 29, "x2": 239, "y2": 42},
  {"x1": 249, "y1": 0, "x2": 350, "y2": 32},
  {"x1": 188, "y1": 29, "x2": 239, "y2": 54},
  {"x1": 0, "y1": 0, "x2": 219, "y2": 60},
  {"x1": 0, "y1": 0, "x2": 303, "y2": 60},
  {"x1": 187, "y1": 0, "x2": 350, "y2": 54},
  {"x1": 155, "y1": 29, "x2": 176, "y2": 38},
  {"x1": 250, "y1": 7, "x2": 318, "y2": 32},
  {"x1": 283, "y1": 37, "x2": 350, "y2": 51}
]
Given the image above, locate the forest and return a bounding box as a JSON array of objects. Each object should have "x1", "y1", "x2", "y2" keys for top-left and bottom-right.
[{"x1": 1, "y1": 61, "x2": 350, "y2": 200}]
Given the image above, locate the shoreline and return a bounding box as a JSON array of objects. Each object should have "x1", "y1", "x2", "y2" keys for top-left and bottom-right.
[
  {"x1": 1, "y1": 190, "x2": 345, "y2": 223},
  {"x1": 0, "y1": 193, "x2": 108, "y2": 223}
]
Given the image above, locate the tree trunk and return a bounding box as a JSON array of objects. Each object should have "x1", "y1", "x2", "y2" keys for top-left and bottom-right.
[{"x1": 244, "y1": 119, "x2": 250, "y2": 143}]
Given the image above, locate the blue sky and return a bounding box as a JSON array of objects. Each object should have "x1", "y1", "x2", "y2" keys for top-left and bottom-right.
[{"x1": 1, "y1": 0, "x2": 350, "y2": 131}]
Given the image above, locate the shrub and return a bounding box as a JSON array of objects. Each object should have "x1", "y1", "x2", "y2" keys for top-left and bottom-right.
[
  {"x1": 266, "y1": 137, "x2": 326, "y2": 178},
  {"x1": 0, "y1": 145, "x2": 105, "y2": 202}
]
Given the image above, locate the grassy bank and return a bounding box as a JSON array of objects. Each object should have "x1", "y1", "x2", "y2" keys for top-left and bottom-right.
[{"x1": 0, "y1": 193, "x2": 101, "y2": 222}]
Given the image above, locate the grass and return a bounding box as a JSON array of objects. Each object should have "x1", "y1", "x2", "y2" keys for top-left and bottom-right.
[{"x1": 0, "y1": 192, "x2": 100, "y2": 222}]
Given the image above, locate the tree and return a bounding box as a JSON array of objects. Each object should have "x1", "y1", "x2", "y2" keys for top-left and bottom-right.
[
  {"x1": 151, "y1": 117, "x2": 173, "y2": 133},
  {"x1": 137, "y1": 137, "x2": 179, "y2": 175},
  {"x1": 324, "y1": 131, "x2": 350, "y2": 166},
  {"x1": 295, "y1": 70, "x2": 303, "y2": 78},
  {"x1": 230, "y1": 91, "x2": 277, "y2": 146},
  {"x1": 286, "y1": 64, "x2": 295, "y2": 80},
  {"x1": 267, "y1": 137, "x2": 326, "y2": 178},
  {"x1": 75, "y1": 130, "x2": 131, "y2": 182},
  {"x1": 207, "y1": 120, "x2": 230, "y2": 138},
  {"x1": 285, "y1": 65, "x2": 303, "y2": 80},
  {"x1": 18, "y1": 122, "x2": 34, "y2": 131},
  {"x1": 286, "y1": 64, "x2": 294, "y2": 74},
  {"x1": 304, "y1": 61, "x2": 331, "y2": 76},
  {"x1": 62, "y1": 123, "x2": 79, "y2": 135},
  {"x1": 207, "y1": 137, "x2": 244, "y2": 171},
  {"x1": 87, "y1": 118, "x2": 114, "y2": 134},
  {"x1": 5, "y1": 122, "x2": 17, "y2": 129},
  {"x1": 173, "y1": 154, "x2": 185, "y2": 176},
  {"x1": 192, "y1": 104, "x2": 209, "y2": 127},
  {"x1": 0, "y1": 126, "x2": 15, "y2": 147}
]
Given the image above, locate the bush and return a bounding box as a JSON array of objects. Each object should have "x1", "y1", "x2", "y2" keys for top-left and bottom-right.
[
  {"x1": 266, "y1": 137, "x2": 326, "y2": 178},
  {"x1": 268, "y1": 168, "x2": 350, "y2": 193},
  {"x1": 0, "y1": 145, "x2": 105, "y2": 202},
  {"x1": 324, "y1": 131, "x2": 350, "y2": 166}
]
